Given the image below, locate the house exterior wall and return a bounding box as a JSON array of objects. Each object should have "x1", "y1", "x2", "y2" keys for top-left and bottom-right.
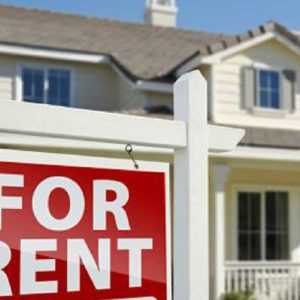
[
  {"x1": 222, "y1": 163, "x2": 300, "y2": 262},
  {"x1": 212, "y1": 39, "x2": 300, "y2": 130},
  {"x1": 0, "y1": 53, "x2": 174, "y2": 113},
  {"x1": 145, "y1": 91, "x2": 173, "y2": 109},
  {"x1": 0, "y1": 54, "x2": 121, "y2": 111},
  {"x1": 117, "y1": 76, "x2": 148, "y2": 111}
]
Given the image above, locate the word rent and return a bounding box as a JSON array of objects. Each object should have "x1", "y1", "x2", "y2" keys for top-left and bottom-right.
[{"x1": 0, "y1": 174, "x2": 153, "y2": 297}]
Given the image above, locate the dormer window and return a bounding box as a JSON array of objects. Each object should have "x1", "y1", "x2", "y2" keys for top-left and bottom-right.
[
  {"x1": 257, "y1": 70, "x2": 280, "y2": 109},
  {"x1": 20, "y1": 66, "x2": 72, "y2": 107}
]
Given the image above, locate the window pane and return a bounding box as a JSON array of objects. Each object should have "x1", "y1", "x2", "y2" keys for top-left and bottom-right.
[
  {"x1": 266, "y1": 191, "x2": 289, "y2": 260},
  {"x1": 271, "y1": 91, "x2": 280, "y2": 109},
  {"x1": 270, "y1": 72, "x2": 279, "y2": 89},
  {"x1": 34, "y1": 70, "x2": 44, "y2": 102},
  {"x1": 238, "y1": 192, "x2": 248, "y2": 230},
  {"x1": 260, "y1": 71, "x2": 268, "y2": 88},
  {"x1": 266, "y1": 192, "x2": 288, "y2": 231},
  {"x1": 48, "y1": 69, "x2": 70, "y2": 106},
  {"x1": 250, "y1": 233, "x2": 261, "y2": 260},
  {"x1": 60, "y1": 71, "x2": 70, "y2": 106},
  {"x1": 266, "y1": 233, "x2": 289, "y2": 260},
  {"x1": 238, "y1": 233, "x2": 249, "y2": 260},
  {"x1": 238, "y1": 192, "x2": 261, "y2": 261},
  {"x1": 22, "y1": 68, "x2": 44, "y2": 103},
  {"x1": 250, "y1": 193, "x2": 261, "y2": 230},
  {"x1": 266, "y1": 192, "x2": 276, "y2": 231},
  {"x1": 238, "y1": 233, "x2": 261, "y2": 261},
  {"x1": 266, "y1": 233, "x2": 277, "y2": 260},
  {"x1": 277, "y1": 192, "x2": 288, "y2": 231},
  {"x1": 22, "y1": 68, "x2": 33, "y2": 99},
  {"x1": 48, "y1": 70, "x2": 59, "y2": 105},
  {"x1": 260, "y1": 90, "x2": 269, "y2": 108}
]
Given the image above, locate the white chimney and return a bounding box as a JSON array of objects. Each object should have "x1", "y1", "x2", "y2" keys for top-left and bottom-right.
[{"x1": 145, "y1": 0, "x2": 178, "y2": 27}]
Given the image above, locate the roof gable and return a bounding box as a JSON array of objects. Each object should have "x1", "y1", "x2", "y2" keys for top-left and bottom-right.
[{"x1": 176, "y1": 22, "x2": 300, "y2": 75}]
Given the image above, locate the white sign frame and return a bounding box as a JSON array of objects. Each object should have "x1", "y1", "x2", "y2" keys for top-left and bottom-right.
[{"x1": 0, "y1": 148, "x2": 172, "y2": 300}]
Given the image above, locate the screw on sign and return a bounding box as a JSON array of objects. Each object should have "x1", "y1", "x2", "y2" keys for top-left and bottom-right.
[{"x1": 0, "y1": 154, "x2": 171, "y2": 300}]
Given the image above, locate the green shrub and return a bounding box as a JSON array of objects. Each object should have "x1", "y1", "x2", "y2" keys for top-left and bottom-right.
[{"x1": 223, "y1": 290, "x2": 255, "y2": 300}]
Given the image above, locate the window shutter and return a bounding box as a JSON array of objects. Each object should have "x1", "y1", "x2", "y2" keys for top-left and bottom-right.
[
  {"x1": 282, "y1": 70, "x2": 296, "y2": 112},
  {"x1": 242, "y1": 67, "x2": 256, "y2": 110}
]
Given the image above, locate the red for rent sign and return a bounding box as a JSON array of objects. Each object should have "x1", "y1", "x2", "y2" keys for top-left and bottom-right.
[{"x1": 0, "y1": 150, "x2": 171, "y2": 300}]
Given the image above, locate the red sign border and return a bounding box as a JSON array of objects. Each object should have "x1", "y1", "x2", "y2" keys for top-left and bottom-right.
[{"x1": 0, "y1": 148, "x2": 172, "y2": 300}]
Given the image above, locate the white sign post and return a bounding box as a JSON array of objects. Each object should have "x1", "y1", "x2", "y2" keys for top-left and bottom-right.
[
  {"x1": 174, "y1": 72, "x2": 210, "y2": 300},
  {"x1": 0, "y1": 70, "x2": 244, "y2": 300}
]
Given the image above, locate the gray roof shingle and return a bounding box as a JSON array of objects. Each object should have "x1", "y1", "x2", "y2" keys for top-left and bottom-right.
[
  {"x1": 239, "y1": 126, "x2": 300, "y2": 149},
  {"x1": 2, "y1": 5, "x2": 299, "y2": 81},
  {"x1": 0, "y1": 5, "x2": 229, "y2": 80},
  {"x1": 121, "y1": 108, "x2": 300, "y2": 150}
]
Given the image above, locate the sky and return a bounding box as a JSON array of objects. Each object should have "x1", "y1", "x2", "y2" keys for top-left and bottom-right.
[{"x1": 0, "y1": 0, "x2": 299, "y2": 34}]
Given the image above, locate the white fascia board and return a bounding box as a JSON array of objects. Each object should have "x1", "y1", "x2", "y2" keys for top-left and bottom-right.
[
  {"x1": 135, "y1": 80, "x2": 173, "y2": 93},
  {"x1": 7, "y1": 137, "x2": 296, "y2": 164},
  {"x1": 4, "y1": 140, "x2": 298, "y2": 163},
  {"x1": 175, "y1": 55, "x2": 202, "y2": 77},
  {"x1": 273, "y1": 33, "x2": 300, "y2": 57},
  {"x1": 211, "y1": 145, "x2": 300, "y2": 162},
  {"x1": 176, "y1": 32, "x2": 278, "y2": 75},
  {"x1": 0, "y1": 43, "x2": 109, "y2": 64},
  {"x1": 201, "y1": 32, "x2": 275, "y2": 64},
  {"x1": 208, "y1": 125, "x2": 244, "y2": 153}
]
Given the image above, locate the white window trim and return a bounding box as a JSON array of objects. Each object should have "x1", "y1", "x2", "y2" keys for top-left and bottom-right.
[
  {"x1": 232, "y1": 184, "x2": 292, "y2": 261},
  {"x1": 251, "y1": 106, "x2": 288, "y2": 118},
  {"x1": 15, "y1": 63, "x2": 75, "y2": 107}
]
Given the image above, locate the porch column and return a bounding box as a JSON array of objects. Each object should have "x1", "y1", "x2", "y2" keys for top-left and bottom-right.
[{"x1": 212, "y1": 164, "x2": 230, "y2": 300}]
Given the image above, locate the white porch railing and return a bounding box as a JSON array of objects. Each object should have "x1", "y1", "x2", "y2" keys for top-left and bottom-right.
[{"x1": 225, "y1": 261, "x2": 300, "y2": 300}]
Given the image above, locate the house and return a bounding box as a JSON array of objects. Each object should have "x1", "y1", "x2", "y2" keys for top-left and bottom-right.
[{"x1": 1, "y1": 1, "x2": 300, "y2": 299}]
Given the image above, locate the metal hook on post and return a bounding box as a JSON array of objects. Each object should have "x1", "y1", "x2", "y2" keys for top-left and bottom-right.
[{"x1": 125, "y1": 144, "x2": 139, "y2": 170}]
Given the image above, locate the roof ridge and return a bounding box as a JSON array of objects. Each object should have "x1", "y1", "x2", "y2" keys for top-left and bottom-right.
[
  {"x1": 0, "y1": 3, "x2": 140, "y2": 25},
  {"x1": 0, "y1": 2, "x2": 228, "y2": 37}
]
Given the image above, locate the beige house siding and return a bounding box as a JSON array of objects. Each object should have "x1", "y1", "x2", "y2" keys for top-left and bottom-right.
[
  {"x1": 74, "y1": 63, "x2": 118, "y2": 111},
  {"x1": 212, "y1": 39, "x2": 300, "y2": 130},
  {"x1": 0, "y1": 56, "x2": 16, "y2": 101}
]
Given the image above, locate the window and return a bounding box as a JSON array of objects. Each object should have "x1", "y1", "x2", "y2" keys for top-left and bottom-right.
[
  {"x1": 22, "y1": 67, "x2": 71, "y2": 106},
  {"x1": 258, "y1": 70, "x2": 280, "y2": 109},
  {"x1": 238, "y1": 191, "x2": 289, "y2": 261}
]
